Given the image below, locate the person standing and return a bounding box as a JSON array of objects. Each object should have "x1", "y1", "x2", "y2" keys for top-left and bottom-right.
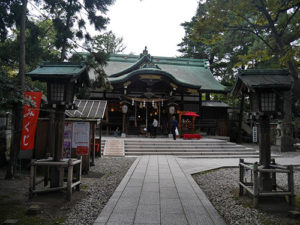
[
  {"x1": 152, "y1": 118, "x2": 158, "y2": 137},
  {"x1": 171, "y1": 115, "x2": 178, "y2": 140}
]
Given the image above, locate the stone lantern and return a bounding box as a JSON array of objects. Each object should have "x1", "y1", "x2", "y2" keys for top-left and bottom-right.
[
  {"x1": 121, "y1": 101, "x2": 129, "y2": 137},
  {"x1": 27, "y1": 62, "x2": 90, "y2": 187},
  {"x1": 233, "y1": 69, "x2": 291, "y2": 191}
]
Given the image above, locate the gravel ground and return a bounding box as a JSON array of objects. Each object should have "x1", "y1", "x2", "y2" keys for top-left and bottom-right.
[
  {"x1": 193, "y1": 167, "x2": 300, "y2": 225},
  {"x1": 63, "y1": 157, "x2": 136, "y2": 225}
]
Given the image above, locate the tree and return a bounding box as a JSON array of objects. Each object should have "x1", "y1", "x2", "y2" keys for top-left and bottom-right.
[
  {"x1": 187, "y1": 0, "x2": 299, "y2": 151},
  {"x1": 42, "y1": 0, "x2": 115, "y2": 61},
  {"x1": 90, "y1": 31, "x2": 126, "y2": 54},
  {"x1": 2, "y1": 0, "x2": 115, "y2": 178}
]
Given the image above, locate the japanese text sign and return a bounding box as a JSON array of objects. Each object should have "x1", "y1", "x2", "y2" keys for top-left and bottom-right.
[{"x1": 20, "y1": 92, "x2": 42, "y2": 150}]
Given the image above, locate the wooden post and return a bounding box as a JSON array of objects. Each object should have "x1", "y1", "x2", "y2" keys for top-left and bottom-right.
[
  {"x1": 239, "y1": 159, "x2": 244, "y2": 196},
  {"x1": 59, "y1": 167, "x2": 64, "y2": 187},
  {"x1": 288, "y1": 165, "x2": 295, "y2": 206},
  {"x1": 205, "y1": 92, "x2": 210, "y2": 101},
  {"x1": 158, "y1": 102, "x2": 161, "y2": 127},
  {"x1": 237, "y1": 93, "x2": 244, "y2": 143},
  {"x1": 253, "y1": 162, "x2": 259, "y2": 207},
  {"x1": 122, "y1": 113, "x2": 126, "y2": 134},
  {"x1": 91, "y1": 122, "x2": 95, "y2": 166},
  {"x1": 198, "y1": 91, "x2": 202, "y2": 116},
  {"x1": 51, "y1": 106, "x2": 65, "y2": 188},
  {"x1": 271, "y1": 159, "x2": 277, "y2": 190},
  {"x1": 98, "y1": 122, "x2": 102, "y2": 158},
  {"x1": 178, "y1": 112, "x2": 182, "y2": 131},
  {"x1": 259, "y1": 115, "x2": 272, "y2": 191},
  {"x1": 48, "y1": 109, "x2": 55, "y2": 157},
  {"x1": 135, "y1": 102, "x2": 137, "y2": 127},
  {"x1": 105, "y1": 105, "x2": 109, "y2": 136},
  {"x1": 192, "y1": 116, "x2": 196, "y2": 133},
  {"x1": 76, "y1": 156, "x2": 82, "y2": 191},
  {"x1": 67, "y1": 159, "x2": 73, "y2": 201},
  {"x1": 29, "y1": 160, "x2": 35, "y2": 197}
]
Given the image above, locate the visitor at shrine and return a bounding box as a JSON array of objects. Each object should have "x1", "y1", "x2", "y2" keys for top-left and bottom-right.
[
  {"x1": 152, "y1": 118, "x2": 158, "y2": 137},
  {"x1": 171, "y1": 115, "x2": 178, "y2": 140},
  {"x1": 114, "y1": 127, "x2": 120, "y2": 137}
]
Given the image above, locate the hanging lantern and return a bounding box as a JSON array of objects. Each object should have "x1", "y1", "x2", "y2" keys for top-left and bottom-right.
[
  {"x1": 139, "y1": 102, "x2": 143, "y2": 108},
  {"x1": 154, "y1": 103, "x2": 158, "y2": 109},
  {"x1": 143, "y1": 100, "x2": 146, "y2": 107},
  {"x1": 122, "y1": 104, "x2": 128, "y2": 113},
  {"x1": 169, "y1": 106, "x2": 175, "y2": 114},
  {"x1": 161, "y1": 99, "x2": 164, "y2": 107},
  {"x1": 132, "y1": 98, "x2": 134, "y2": 106},
  {"x1": 152, "y1": 100, "x2": 154, "y2": 107}
]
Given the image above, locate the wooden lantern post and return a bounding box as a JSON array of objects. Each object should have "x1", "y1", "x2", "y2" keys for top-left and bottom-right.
[{"x1": 27, "y1": 62, "x2": 90, "y2": 187}]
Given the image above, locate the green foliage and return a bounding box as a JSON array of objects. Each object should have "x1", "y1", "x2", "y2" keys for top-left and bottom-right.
[
  {"x1": 90, "y1": 31, "x2": 126, "y2": 54},
  {"x1": 42, "y1": 0, "x2": 115, "y2": 60},
  {"x1": 179, "y1": 0, "x2": 300, "y2": 87},
  {"x1": 0, "y1": 73, "x2": 23, "y2": 113}
]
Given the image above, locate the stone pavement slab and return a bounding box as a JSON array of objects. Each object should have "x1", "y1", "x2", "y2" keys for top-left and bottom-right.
[{"x1": 93, "y1": 155, "x2": 226, "y2": 225}]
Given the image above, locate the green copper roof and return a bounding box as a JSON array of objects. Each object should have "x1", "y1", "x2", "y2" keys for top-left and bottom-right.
[
  {"x1": 232, "y1": 69, "x2": 292, "y2": 95},
  {"x1": 27, "y1": 62, "x2": 90, "y2": 85},
  {"x1": 104, "y1": 53, "x2": 226, "y2": 92}
]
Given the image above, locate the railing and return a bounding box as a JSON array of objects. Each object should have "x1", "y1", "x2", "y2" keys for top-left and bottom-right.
[
  {"x1": 29, "y1": 156, "x2": 82, "y2": 201},
  {"x1": 239, "y1": 159, "x2": 295, "y2": 207}
]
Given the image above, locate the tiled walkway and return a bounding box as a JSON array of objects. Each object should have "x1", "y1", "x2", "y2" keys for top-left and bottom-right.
[
  {"x1": 93, "y1": 155, "x2": 225, "y2": 225},
  {"x1": 94, "y1": 151, "x2": 300, "y2": 225}
]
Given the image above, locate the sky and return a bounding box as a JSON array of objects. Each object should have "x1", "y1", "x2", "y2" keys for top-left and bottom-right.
[{"x1": 105, "y1": 0, "x2": 199, "y2": 57}]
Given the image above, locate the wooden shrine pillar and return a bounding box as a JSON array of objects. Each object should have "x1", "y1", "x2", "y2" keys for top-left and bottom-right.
[
  {"x1": 198, "y1": 91, "x2": 202, "y2": 115},
  {"x1": 206, "y1": 92, "x2": 210, "y2": 101},
  {"x1": 91, "y1": 122, "x2": 95, "y2": 166}
]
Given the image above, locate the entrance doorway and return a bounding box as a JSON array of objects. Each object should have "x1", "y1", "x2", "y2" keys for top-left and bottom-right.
[{"x1": 127, "y1": 103, "x2": 169, "y2": 136}]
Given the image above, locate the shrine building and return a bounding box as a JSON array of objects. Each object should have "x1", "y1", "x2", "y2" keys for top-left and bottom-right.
[{"x1": 91, "y1": 48, "x2": 229, "y2": 137}]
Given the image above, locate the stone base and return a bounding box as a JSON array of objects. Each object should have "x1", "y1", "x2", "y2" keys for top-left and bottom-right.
[{"x1": 121, "y1": 133, "x2": 126, "y2": 138}]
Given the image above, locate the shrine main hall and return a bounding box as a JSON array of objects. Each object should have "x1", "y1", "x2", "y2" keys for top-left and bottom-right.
[{"x1": 90, "y1": 48, "x2": 228, "y2": 137}]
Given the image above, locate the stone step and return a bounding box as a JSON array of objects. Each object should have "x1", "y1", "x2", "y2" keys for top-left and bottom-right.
[
  {"x1": 103, "y1": 139, "x2": 124, "y2": 156},
  {"x1": 125, "y1": 145, "x2": 252, "y2": 150},
  {"x1": 125, "y1": 152, "x2": 259, "y2": 157},
  {"x1": 125, "y1": 149, "x2": 256, "y2": 153}
]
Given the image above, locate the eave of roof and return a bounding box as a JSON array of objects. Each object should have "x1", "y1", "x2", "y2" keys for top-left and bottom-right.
[
  {"x1": 232, "y1": 69, "x2": 292, "y2": 96},
  {"x1": 105, "y1": 54, "x2": 226, "y2": 92},
  {"x1": 26, "y1": 62, "x2": 90, "y2": 86}
]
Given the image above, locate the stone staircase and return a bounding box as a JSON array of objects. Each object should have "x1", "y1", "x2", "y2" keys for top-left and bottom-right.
[
  {"x1": 103, "y1": 139, "x2": 124, "y2": 156},
  {"x1": 123, "y1": 138, "x2": 259, "y2": 158}
]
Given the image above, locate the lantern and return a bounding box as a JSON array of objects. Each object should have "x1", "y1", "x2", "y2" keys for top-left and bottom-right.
[
  {"x1": 169, "y1": 106, "x2": 175, "y2": 114},
  {"x1": 122, "y1": 104, "x2": 128, "y2": 114},
  {"x1": 27, "y1": 62, "x2": 89, "y2": 109}
]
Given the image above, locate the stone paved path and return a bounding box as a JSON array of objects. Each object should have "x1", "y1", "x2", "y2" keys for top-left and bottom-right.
[
  {"x1": 94, "y1": 155, "x2": 225, "y2": 225},
  {"x1": 94, "y1": 148, "x2": 300, "y2": 225}
]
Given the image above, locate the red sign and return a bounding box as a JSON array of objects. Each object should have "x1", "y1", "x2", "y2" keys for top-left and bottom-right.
[
  {"x1": 76, "y1": 146, "x2": 89, "y2": 155},
  {"x1": 20, "y1": 92, "x2": 42, "y2": 150}
]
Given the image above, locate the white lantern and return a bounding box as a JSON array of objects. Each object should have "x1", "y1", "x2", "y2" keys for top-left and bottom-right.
[
  {"x1": 169, "y1": 106, "x2": 175, "y2": 114},
  {"x1": 122, "y1": 104, "x2": 128, "y2": 113}
]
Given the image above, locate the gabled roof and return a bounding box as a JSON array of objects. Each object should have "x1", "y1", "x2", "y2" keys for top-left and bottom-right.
[
  {"x1": 27, "y1": 62, "x2": 90, "y2": 86},
  {"x1": 232, "y1": 69, "x2": 292, "y2": 96},
  {"x1": 104, "y1": 52, "x2": 226, "y2": 93},
  {"x1": 65, "y1": 99, "x2": 107, "y2": 120}
]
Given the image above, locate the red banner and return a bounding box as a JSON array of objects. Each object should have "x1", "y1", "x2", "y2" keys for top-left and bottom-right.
[{"x1": 20, "y1": 92, "x2": 42, "y2": 150}]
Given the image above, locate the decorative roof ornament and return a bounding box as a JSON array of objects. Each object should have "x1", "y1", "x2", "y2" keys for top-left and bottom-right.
[{"x1": 143, "y1": 46, "x2": 148, "y2": 55}]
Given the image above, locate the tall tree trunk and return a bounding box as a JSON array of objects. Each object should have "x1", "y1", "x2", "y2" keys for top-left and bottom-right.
[
  {"x1": 6, "y1": 0, "x2": 27, "y2": 179},
  {"x1": 258, "y1": 0, "x2": 298, "y2": 151},
  {"x1": 60, "y1": 0, "x2": 73, "y2": 61}
]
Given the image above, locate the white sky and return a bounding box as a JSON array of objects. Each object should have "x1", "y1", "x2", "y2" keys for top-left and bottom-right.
[{"x1": 105, "y1": 0, "x2": 199, "y2": 57}]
